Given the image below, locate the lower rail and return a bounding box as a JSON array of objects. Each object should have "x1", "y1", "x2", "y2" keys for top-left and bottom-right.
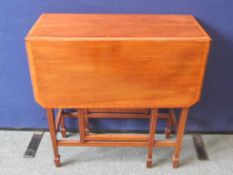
[{"x1": 57, "y1": 139, "x2": 176, "y2": 147}]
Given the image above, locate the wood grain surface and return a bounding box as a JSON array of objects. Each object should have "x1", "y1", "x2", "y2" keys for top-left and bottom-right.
[
  {"x1": 26, "y1": 14, "x2": 210, "y2": 40},
  {"x1": 25, "y1": 14, "x2": 211, "y2": 108}
]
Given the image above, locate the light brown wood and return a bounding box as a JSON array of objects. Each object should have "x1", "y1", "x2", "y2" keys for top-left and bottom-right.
[
  {"x1": 60, "y1": 111, "x2": 66, "y2": 138},
  {"x1": 88, "y1": 113, "x2": 150, "y2": 119},
  {"x1": 46, "y1": 109, "x2": 60, "y2": 167},
  {"x1": 78, "y1": 109, "x2": 85, "y2": 142},
  {"x1": 55, "y1": 109, "x2": 62, "y2": 132},
  {"x1": 147, "y1": 109, "x2": 158, "y2": 168},
  {"x1": 63, "y1": 111, "x2": 169, "y2": 119},
  {"x1": 86, "y1": 134, "x2": 149, "y2": 142},
  {"x1": 49, "y1": 108, "x2": 179, "y2": 167},
  {"x1": 57, "y1": 139, "x2": 148, "y2": 147},
  {"x1": 88, "y1": 108, "x2": 149, "y2": 114},
  {"x1": 26, "y1": 14, "x2": 210, "y2": 39},
  {"x1": 25, "y1": 14, "x2": 211, "y2": 109},
  {"x1": 165, "y1": 109, "x2": 177, "y2": 138},
  {"x1": 25, "y1": 14, "x2": 211, "y2": 168},
  {"x1": 169, "y1": 109, "x2": 177, "y2": 127},
  {"x1": 57, "y1": 139, "x2": 176, "y2": 147},
  {"x1": 62, "y1": 111, "x2": 78, "y2": 118},
  {"x1": 155, "y1": 140, "x2": 176, "y2": 147},
  {"x1": 54, "y1": 109, "x2": 66, "y2": 137},
  {"x1": 173, "y1": 108, "x2": 189, "y2": 168}
]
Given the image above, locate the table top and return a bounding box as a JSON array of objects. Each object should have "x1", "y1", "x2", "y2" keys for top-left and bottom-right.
[
  {"x1": 26, "y1": 14, "x2": 210, "y2": 41},
  {"x1": 26, "y1": 14, "x2": 211, "y2": 108}
]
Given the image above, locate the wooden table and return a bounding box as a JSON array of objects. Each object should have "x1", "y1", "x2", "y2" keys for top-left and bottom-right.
[{"x1": 25, "y1": 14, "x2": 211, "y2": 168}]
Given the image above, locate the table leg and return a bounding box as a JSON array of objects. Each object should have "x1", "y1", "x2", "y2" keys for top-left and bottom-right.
[
  {"x1": 165, "y1": 113, "x2": 172, "y2": 138},
  {"x1": 165, "y1": 109, "x2": 177, "y2": 138},
  {"x1": 60, "y1": 109, "x2": 66, "y2": 138},
  {"x1": 169, "y1": 109, "x2": 177, "y2": 128},
  {"x1": 146, "y1": 108, "x2": 158, "y2": 168},
  {"x1": 78, "y1": 109, "x2": 85, "y2": 142},
  {"x1": 173, "y1": 108, "x2": 189, "y2": 168},
  {"x1": 46, "y1": 109, "x2": 60, "y2": 167}
]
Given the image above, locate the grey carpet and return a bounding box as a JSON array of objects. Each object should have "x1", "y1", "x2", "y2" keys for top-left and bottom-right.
[{"x1": 0, "y1": 131, "x2": 233, "y2": 175}]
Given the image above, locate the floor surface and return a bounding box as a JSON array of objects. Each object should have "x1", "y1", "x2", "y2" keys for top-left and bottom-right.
[{"x1": 0, "y1": 131, "x2": 233, "y2": 175}]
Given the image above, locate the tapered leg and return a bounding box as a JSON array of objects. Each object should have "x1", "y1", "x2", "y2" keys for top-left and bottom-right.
[
  {"x1": 146, "y1": 108, "x2": 158, "y2": 168},
  {"x1": 60, "y1": 109, "x2": 66, "y2": 138},
  {"x1": 78, "y1": 109, "x2": 85, "y2": 142},
  {"x1": 46, "y1": 109, "x2": 60, "y2": 167},
  {"x1": 173, "y1": 108, "x2": 189, "y2": 168}
]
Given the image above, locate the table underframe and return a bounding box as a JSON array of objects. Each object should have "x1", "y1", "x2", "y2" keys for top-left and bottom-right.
[{"x1": 46, "y1": 108, "x2": 189, "y2": 168}]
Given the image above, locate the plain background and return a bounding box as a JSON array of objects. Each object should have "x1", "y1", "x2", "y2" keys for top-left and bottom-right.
[{"x1": 0, "y1": 0, "x2": 233, "y2": 132}]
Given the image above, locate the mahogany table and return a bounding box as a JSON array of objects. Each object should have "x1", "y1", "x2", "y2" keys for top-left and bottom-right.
[{"x1": 25, "y1": 14, "x2": 211, "y2": 168}]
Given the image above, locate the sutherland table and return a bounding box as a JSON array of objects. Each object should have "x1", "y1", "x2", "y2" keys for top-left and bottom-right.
[{"x1": 25, "y1": 14, "x2": 211, "y2": 168}]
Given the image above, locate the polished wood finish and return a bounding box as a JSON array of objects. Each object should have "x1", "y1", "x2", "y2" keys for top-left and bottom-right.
[
  {"x1": 26, "y1": 14, "x2": 211, "y2": 168},
  {"x1": 46, "y1": 109, "x2": 60, "y2": 167},
  {"x1": 85, "y1": 134, "x2": 149, "y2": 142},
  {"x1": 50, "y1": 108, "x2": 180, "y2": 167},
  {"x1": 173, "y1": 108, "x2": 189, "y2": 168},
  {"x1": 147, "y1": 109, "x2": 158, "y2": 168},
  {"x1": 26, "y1": 14, "x2": 210, "y2": 109},
  {"x1": 88, "y1": 108, "x2": 149, "y2": 114},
  {"x1": 78, "y1": 109, "x2": 85, "y2": 142},
  {"x1": 165, "y1": 109, "x2": 177, "y2": 138},
  {"x1": 54, "y1": 109, "x2": 66, "y2": 137},
  {"x1": 60, "y1": 111, "x2": 66, "y2": 138},
  {"x1": 26, "y1": 14, "x2": 209, "y2": 39},
  {"x1": 57, "y1": 139, "x2": 176, "y2": 147},
  {"x1": 87, "y1": 113, "x2": 150, "y2": 119},
  {"x1": 26, "y1": 40, "x2": 209, "y2": 108},
  {"x1": 55, "y1": 109, "x2": 62, "y2": 132},
  {"x1": 62, "y1": 110, "x2": 171, "y2": 119}
]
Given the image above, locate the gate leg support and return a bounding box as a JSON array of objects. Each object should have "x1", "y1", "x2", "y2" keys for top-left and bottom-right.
[
  {"x1": 173, "y1": 108, "x2": 189, "y2": 168},
  {"x1": 47, "y1": 109, "x2": 61, "y2": 167},
  {"x1": 165, "y1": 114, "x2": 172, "y2": 138},
  {"x1": 60, "y1": 109, "x2": 66, "y2": 138},
  {"x1": 146, "y1": 108, "x2": 158, "y2": 168},
  {"x1": 165, "y1": 109, "x2": 177, "y2": 138}
]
